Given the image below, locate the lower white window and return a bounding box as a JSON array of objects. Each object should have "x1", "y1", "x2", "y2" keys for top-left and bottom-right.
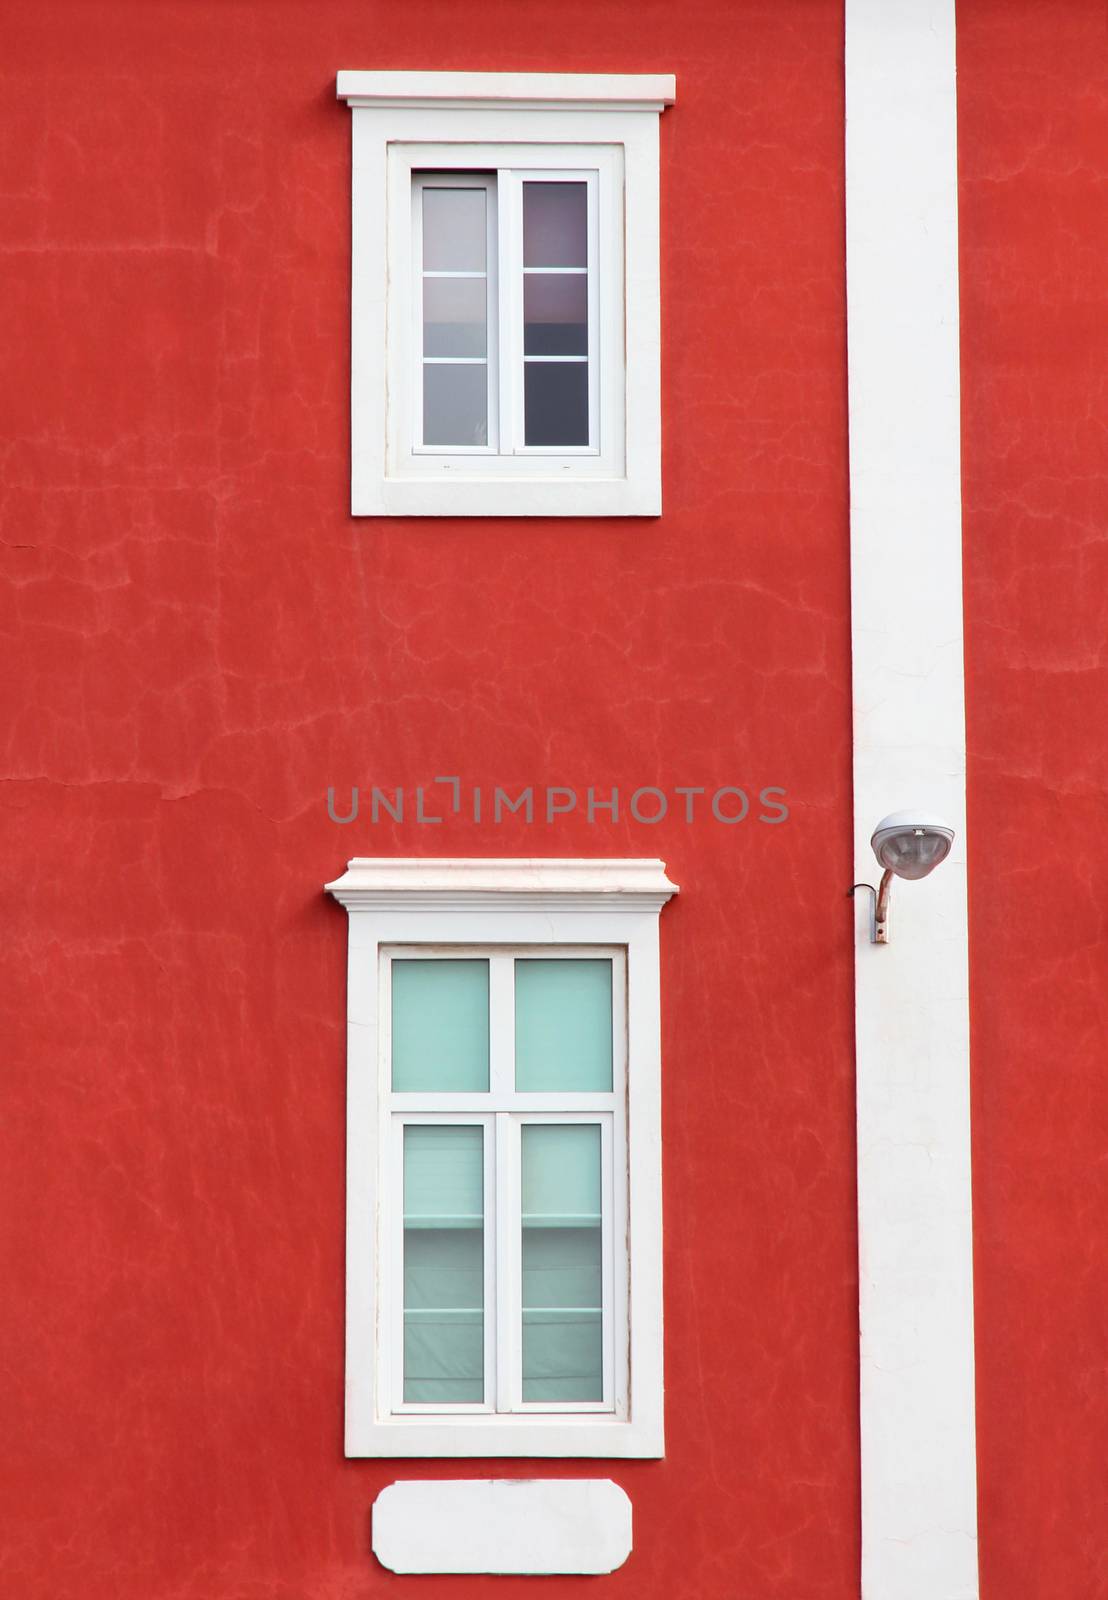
[{"x1": 326, "y1": 857, "x2": 678, "y2": 1457}]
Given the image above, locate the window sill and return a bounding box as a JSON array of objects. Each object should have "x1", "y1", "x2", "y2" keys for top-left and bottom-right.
[
  {"x1": 347, "y1": 1412, "x2": 664, "y2": 1460},
  {"x1": 356, "y1": 476, "x2": 662, "y2": 519}
]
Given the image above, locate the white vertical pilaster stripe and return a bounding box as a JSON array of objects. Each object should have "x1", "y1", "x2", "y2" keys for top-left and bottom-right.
[{"x1": 845, "y1": 4, "x2": 978, "y2": 1598}]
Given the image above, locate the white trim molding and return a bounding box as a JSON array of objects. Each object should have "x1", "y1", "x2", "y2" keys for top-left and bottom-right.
[
  {"x1": 326, "y1": 857, "x2": 677, "y2": 1458},
  {"x1": 372, "y1": 1479, "x2": 633, "y2": 1574},
  {"x1": 846, "y1": 4, "x2": 979, "y2": 1599},
  {"x1": 325, "y1": 856, "x2": 678, "y2": 909},
  {"x1": 335, "y1": 71, "x2": 674, "y2": 517},
  {"x1": 337, "y1": 71, "x2": 675, "y2": 113}
]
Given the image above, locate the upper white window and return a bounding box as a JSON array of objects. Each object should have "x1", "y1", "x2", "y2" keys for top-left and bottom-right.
[
  {"x1": 336, "y1": 72, "x2": 675, "y2": 517},
  {"x1": 325, "y1": 857, "x2": 678, "y2": 1458}
]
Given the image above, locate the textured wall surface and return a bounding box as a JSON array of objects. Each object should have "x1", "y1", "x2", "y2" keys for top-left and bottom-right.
[
  {"x1": 959, "y1": 3, "x2": 1108, "y2": 1596},
  {"x1": 0, "y1": 3, "x2": 858, "y2": 1597}
]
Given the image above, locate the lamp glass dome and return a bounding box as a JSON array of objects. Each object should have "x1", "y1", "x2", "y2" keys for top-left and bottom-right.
[{"x1": 870, "y1": 811, "x2": 955, "y2": 881}]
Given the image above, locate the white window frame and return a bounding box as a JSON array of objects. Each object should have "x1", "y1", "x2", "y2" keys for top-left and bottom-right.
[
  {"x1": 335, "y1": 72, "x2": 676, "y2": 518},
  {"x1": 383, "y1": 947, "x2": 627, "y2": 1420},
  {"x1": 409, "y1": 165, "x2": 605, "y2": 461},
  {"x1": 325, "y1": 857, "x2": 678, "y2": 1458},
  {"x1": 411, "y1": 171, "x2": 501, "y2": 456}
]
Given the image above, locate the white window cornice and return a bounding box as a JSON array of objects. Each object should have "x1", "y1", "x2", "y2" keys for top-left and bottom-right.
[
  {"x1": 326, "y1": 856, "x2": 679, "y2": 912},
  {"x1": 335, "y1": 70, "x2": 676, "y2": 113}
]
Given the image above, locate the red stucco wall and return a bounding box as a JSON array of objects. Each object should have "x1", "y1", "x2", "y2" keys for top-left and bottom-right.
[
  {"x1": 959, "y1": 3, "x2": 1108, "y2": 1595},
  {"x1": 1, "y1": 3, "x2": 858, "y2": 1597},
  {"x1": 9, "y1": 2, "x2": 1104, "y2": 1595}
]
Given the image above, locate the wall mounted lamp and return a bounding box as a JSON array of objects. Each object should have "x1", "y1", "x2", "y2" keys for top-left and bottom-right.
[{"x1": 849, "y1": 810, "x2": 955, "y2": 943}]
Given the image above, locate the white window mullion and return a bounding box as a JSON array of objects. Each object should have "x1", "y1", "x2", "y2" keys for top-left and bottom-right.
[
  {"x1": 389, "y1": 1113, "x2": 406, "y2": 1416},
  {"x1": 486, "y1": 178, "x2": 501, "y2": 452},
  {"x1": 586, "y1": 169, "x2": 601, "y2": 452},
  {"x1": 410, "y1": 177, "x2": 426, "y2": 452},
  {"x1": 611, "y1": 950, "x2": 630, "y2": 1420},
  {"x1": 488, "y1": 954, "x2": 514, "y2": 1095},
  {"x1": 376, "y1": 951, "x2": 394, "y2": 1421},
  {"x1": 497, "y1": 168, "x2": 523, "y2": 456},
  {"x1": 494, "y1": 1111, "x2": 519, "y2": 1412},
  {"x1": 482, "y1": 1114, "x2": 497, "y2": 1411},
  {"x1": 600, "y1": 1114, "x2": 615, "y2": 1411}
]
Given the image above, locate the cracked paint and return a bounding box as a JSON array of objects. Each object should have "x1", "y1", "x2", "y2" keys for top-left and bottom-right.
[
  {"x1": 959, "y1": 3, "x2": 1108, "y2": 1598},
  {"x1": 3, "y1": 2, "x2": 856, "y2": 1598}
]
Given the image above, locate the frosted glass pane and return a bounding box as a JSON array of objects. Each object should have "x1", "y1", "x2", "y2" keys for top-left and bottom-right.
[
  {"x1": 423, "y1": 363, "x2": 488, "y2": 448},
  {"x1": 521, "y1": 1125, "x2": 602, "y2": 1402},
  {"x1": 422, "y1": 187, "x2": 486, "y2": 271},
  {"x1": 522, "y1": 1123, "x2": 601, "y2": 1219},
  {"x1": 515, "y1": 960, "x2": 612, "y2": 1091},
  {"x1": 522, "y1": 1227, "x2": 601, "y2": 1307},
  {"x1": 404, "y1": 1126, "x2": 483, "y2": 1404},
  {"x1": 524, "y1": 273, "x2": 587, "y2": 356},
  {"x1": 523, "y1": 181, "x2": 587, "y2": 268},
  {"x1": 392, "y1": 960, "x2": 489, "y2": 1091},
  {"x1": 521, "y1": 1308, "x2": 603, "y2": 1403},
  {"x1": 404, "y1": 1124, "x2": 484, "y2": 1223},
  {"x1": 523, "y1": 362, "x2": 588, "y2": 447},
  {"x1": 424, "y1": 276, "x2": 486, "y2": 357}
]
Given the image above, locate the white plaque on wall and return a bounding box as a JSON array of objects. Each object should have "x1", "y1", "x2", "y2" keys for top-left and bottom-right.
[{"x1": 372, "y1": 1479, "x2": 633, "y2": 1575}]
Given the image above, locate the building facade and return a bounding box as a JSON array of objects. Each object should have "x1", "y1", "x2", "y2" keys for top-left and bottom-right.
[{"x1": 3, "y1": 2, "x2": 1106, "y2": 1597}]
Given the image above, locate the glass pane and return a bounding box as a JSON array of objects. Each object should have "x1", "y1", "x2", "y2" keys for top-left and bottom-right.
[
  {"x1": 523, "y1": 181, "x2": 587, "y2": 268},
  {"x1": 423, "y1": 363, "x2": 488, "y2": 447},
  {"x1": 391, "y1": 960, "x2": 489, "y2": 1091},
  {"x1": 524, "y1": 274, "x2": 588, "y2": 357},
  {"x1": 521, "y1": 1124, "x2": 603, "y2": 1403},
  {"x1": 515, "y1": 959, "x2": 613, "y2": 1091},
  {"x1": 424, "y1": 277, "x2": 486, "y2": 358},
  {"x1": 403, "y1": 1125, "x2": 484, "y2": 1404},
  {"x1": 422, "y1": 186, "x2": 486, "y2": 272},
  {"x1": 524, "y1": 362, "x2": 588, "y2": 447}
]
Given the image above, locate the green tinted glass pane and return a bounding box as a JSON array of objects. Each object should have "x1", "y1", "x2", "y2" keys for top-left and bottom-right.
[
  {"x1": 392, "y1": 959, "x2": 489, "y2": 1091},
  {"x1": 404, "y1": 1124, "x2": 484, "y2": 1224},
  {"x1": 403, "y1": 1125, "x2": 483, "y2": 1403},
  {"x1": 521, "y1": 1124, "x2": 602, "y2": 1221},
  {"x1": 515, "y1": 959, "x2": 612, "y2": 1092},
  {"x1": 521, "y1": 1124, "x2": 602, "y2": 1403}
]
